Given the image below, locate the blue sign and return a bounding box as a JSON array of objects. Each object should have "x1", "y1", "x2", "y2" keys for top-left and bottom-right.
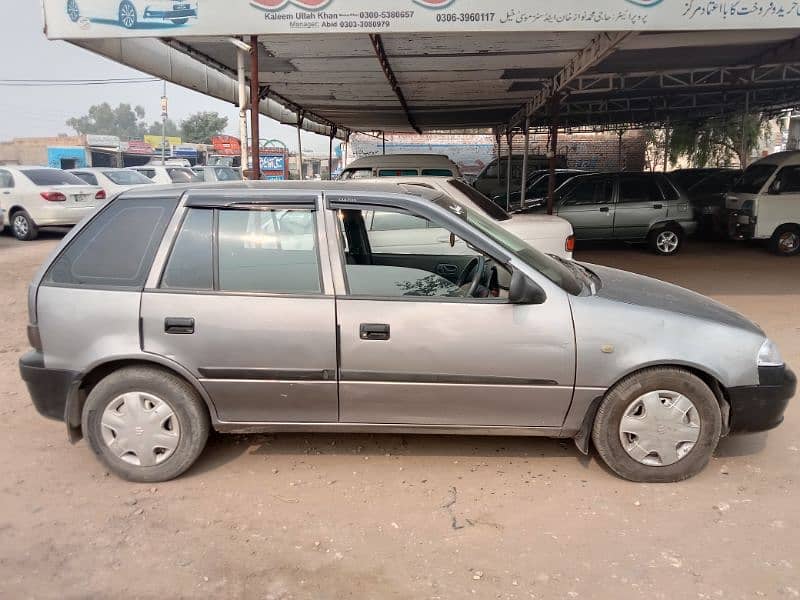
[
  {"x1": 47, "y1": 146, "x2": 87, "y2": 169},
  {"x1": 260, "y1": 154, "x2": 285, "y2": 171}
]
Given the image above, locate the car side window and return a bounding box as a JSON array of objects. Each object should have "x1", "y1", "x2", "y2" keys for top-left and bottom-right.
[
  {"x1": 619, "y1": 176, "x2": 662, "y2": 203},
  {"x1": 370, "y1": 211, "x2": 429, "y2": 231},
  {"x1": 161, "y1": 209, "x2": 214, "y2": 290},
  {"x1": 45, "y1": 198, "x2": 178, "y2": 289},
  {"x1": 73, "y1": 172, "x2": 98, "y2": 186},
  {"x1": 136, "y1": 169, "x2": 155, "y2": 180},
  {"x1": 217, "y1": 208, "x2": 321, "y2": 294},
  {"x1": 656, "y1": 175, "x2": 680, "y2": 200},
  {"x1": 0, "y1": 170, "x2": 13, "y2": 188},
  {"x1": 562, "y1": 178, "x2": 611, "y2": 206},
  {"x1": 775, "y1": 166, "x2": 800, "y2": 194}
]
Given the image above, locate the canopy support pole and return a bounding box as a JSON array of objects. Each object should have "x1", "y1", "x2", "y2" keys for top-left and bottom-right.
[
  {"x1": 495, "y1": 129, "x2": 502, "y2": 184},
  {"x1": 237, "y1": 48, "x2": 248, "y2": 173},
  {"x1": 520, "y1": 113, "x2": 530, "y2": 210},
  {"x1": 741, "y1": 92, "x2": 750, "y2": 169},
  {"x1": 248, "y1": 35, "x2": 260, "y2": 180},
  {"x1": 328, "y1": 127, "x2": 336, "y2": 180},
  {"x1": 505, "y1": 131, "x2": 514, "y2": 212},
  {"x1": 297, "y1": 111, "x2": 305, "y2": 180},
  {"x1": 382, "y1": 132, "x2": 386, "y2": 155},
  {"x1": 547, "y1": 98, "x2": 560, "y2": 216}
]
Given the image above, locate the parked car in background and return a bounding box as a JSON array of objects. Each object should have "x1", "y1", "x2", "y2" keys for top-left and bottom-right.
[
  {"x1": 129, "y1": 165, "x2": 203, "y2": 185},
  {"x1": 524, "y1": 172, "x2": 696, "y2": 255},
  {"x1": 378, "y1": 176, "x2": 575, "y2": 259},
  {"x1": 726, "y1": 151, "x2": 800, "y2": 256},
  {"x1": 492, "y1": 169, "x2": 586, "y2": 211},
  {"x1": 684, "y1": 169, "x2": 742, "y2": 237},
  {"x1": 339, "y1": 154, "x2": 461, "y2": 180},
  {"x1": 191, "y1": 166, "x2": 243, "y2": 183},
  {"x1": 66, "y1": 0, "x2": 199, "y2": 30},
  {"x1": 473, "y1": 155, "x2": 562, "y2": 199},
  {"x1": 69, "y1": 167, "x2": 156, "y2": 196},
  {"x1": 0, "y1": 166, "x2": 104, "y2": 240},
  {"x1": 21, "y1": 181, "x2": 793, "y2": 483},
  {"x1": 668, "y1": 168, "x2": 731, "y2": 192}
]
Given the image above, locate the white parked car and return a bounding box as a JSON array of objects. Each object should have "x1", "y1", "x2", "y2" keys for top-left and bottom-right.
[
  {"x1": 0, "y1": 166, "x2": 104, "y2": 241},
  {"x1": 726, "y1": 151, "x2": 800, "y2": 256},
  {"x1": 65, "y1": 0, "x2": 199, "y2": 30},
  {"x1": 69, "y1": 167, "x2": 155, "y2": 196},
  {"x1": 340, "y1": 154, "x2": 462, "y2": 180},
  {"x1": 128, "y1": 165, "x2": 203, "y2": 186},
  {"x1": 366, "y1": 177, "x2": 575, "y2": 259},
  {"x1": 192, "y1": 166, "x2": 243, "y2": 182}
]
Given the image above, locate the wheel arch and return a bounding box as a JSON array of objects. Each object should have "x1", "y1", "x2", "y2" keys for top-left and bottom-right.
[
  {"x1": 648, "y1": 219, "x2": 684, "y2": 234},
  {"x1": 65, "y1": 354, "x2": 218, "y2": 443}
]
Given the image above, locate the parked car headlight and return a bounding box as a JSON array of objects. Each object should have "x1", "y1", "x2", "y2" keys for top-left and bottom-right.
[
  {"x1": 740, "y1": 200, "x2": 754, "y2": 214},
  {"x1": 758, "y1": 338, "x2": 784, "y2": 367}
]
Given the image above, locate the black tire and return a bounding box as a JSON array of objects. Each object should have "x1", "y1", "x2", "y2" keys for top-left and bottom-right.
[
  {"x1": 82, "y1": 366, "x2": 210, "y2": 482},
  {"x1": 171, "y1": 18, "x2": 189, "y2": 24},
  {"x1": 118, "y1": 1, "x2": 137, "y2": 29},
  {"x1": 10, "y1": 210, "x2": 38, "y2": 241},
  {"x1": 768, "y1": 224, "x2": 800, "y2": 256},
  {"x1": 66, "y1": 0, "x2": 80, "y2": 22},
  {"x1": 648, "y1": 225, "x2": 683, "y2": 255},
  {"x1": 591, "y1": 367, "x2": 722, "y2": 483}
]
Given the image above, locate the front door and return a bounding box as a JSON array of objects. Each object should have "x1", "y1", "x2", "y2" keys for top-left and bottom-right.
[
  {"x1": 141, "y1": 195, "x2": 339, "y2": 423},
  {"x1": 328, "y1": 198, "x2": 576, "y2": 428},
  {"x1": 555, "y1": 176, "x2": 615, "y2": 239},
  {"x1": 613, "y1": 174, "x2": 669, "y2": 240}
]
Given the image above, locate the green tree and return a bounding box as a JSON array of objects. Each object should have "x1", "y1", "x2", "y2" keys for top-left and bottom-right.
[
  {"x1": 180, "y1": 111, "x2": 229, "y2": 144},
  {"x1": 668, "y1": 113, "x2": 772, "y2": 168},
  {"x1": 146, "y1": 118, "x2": 181, "y2": 137},
  {"x1": 66, "y1": 103, "x2": 147, "y2": 140}
]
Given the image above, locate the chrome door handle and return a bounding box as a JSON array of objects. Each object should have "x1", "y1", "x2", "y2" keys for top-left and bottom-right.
[
  {"x1": 653, "y1": 203, "x2": 663, "y2": 209},
  {"x1": 599, "y1": 206, "x2": 610, "y2": 213},
  {"x1": 360, "y1": 323, "x2": 390, "y2": 341}
]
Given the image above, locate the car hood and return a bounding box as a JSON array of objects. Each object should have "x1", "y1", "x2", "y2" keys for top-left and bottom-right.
[{"x1": 585, "y1": 263, "x2": 762, "y2": 335}]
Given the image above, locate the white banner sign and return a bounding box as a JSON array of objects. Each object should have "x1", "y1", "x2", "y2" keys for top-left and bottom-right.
[{"x1": 44, "y1": 0, "x2": 800, "y2": 38}]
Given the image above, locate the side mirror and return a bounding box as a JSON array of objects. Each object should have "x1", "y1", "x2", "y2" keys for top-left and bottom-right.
[{"x1": 509, "y1": 270, "x2": 547, "y2": 305}]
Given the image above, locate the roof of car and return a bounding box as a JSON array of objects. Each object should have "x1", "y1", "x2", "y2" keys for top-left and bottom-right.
[
  {"x1": 7, "y1": 166, "x2": 62, "y2": 171},
  {"x1": 343, "y1": 154, "x2": 458, "y2": 170},
  {"x1": 118, "y1": 179, "x2": 446, "y2": 202},
  {"x1": 752, "y1": 150, "x2": 800, "y2": 167}
]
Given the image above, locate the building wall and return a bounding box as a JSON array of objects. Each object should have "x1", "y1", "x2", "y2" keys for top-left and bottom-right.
[{"x1": 0, "y1": 136, "x2": 85, "y2": 166}]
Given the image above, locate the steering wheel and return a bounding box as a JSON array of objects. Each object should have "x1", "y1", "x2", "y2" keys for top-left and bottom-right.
[{"x1": 456, "y1": 255, "x2": 487, "y2": 297}]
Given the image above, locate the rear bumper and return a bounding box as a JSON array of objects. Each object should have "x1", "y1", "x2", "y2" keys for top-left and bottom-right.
[
  {"x1": 728, "y1": 366, "x2": 796, "y2": 433},
  {"x1": 31, "y1": 205, "x2": 97, "y2": 227},
  {"x1": 19, "y1": 351, "x2": 77, "y2": 422}
]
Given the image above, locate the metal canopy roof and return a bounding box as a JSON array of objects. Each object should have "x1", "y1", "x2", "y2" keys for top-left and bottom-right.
[{"x1": 41, "y1": 0, "x2": 800, "y2": 138}]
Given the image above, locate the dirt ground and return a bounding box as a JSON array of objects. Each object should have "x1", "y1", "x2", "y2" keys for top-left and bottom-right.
[{"x1": 0, "y1": 231, "x2": 797, "y2": 600}]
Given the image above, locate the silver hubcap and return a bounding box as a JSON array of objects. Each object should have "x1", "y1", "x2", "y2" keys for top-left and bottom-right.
[
  {"x1": 656, "y1": 231, "x2": 679, "y2": 253},
  {"x1": 101, "y1": 392, "x2": 180, "y2": 467},
  {"x1": 13, "y1": 215, "x2": 28, "y2": 238},
  {"x1": 618, "y1": 390, "x2": 701, "y2": 466},
  {"x1": 778, "y1": 231, "x2": 799, "y2": 253},
  {"x1": 120, "y1": 4, "x2": 135, "y2": 27},
  {"x1": 67, "y1": 0, "x2": 79, "y2": 20}
]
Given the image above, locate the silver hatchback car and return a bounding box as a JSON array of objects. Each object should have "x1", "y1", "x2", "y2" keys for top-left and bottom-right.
[{"x1": 20, "y1": 182, "x2": 794, "y2": 483}]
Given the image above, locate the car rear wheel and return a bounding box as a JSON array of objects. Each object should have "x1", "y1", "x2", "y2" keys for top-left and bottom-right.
[
  {"x1": 591, "y1": 367, "x2": 722, "y2": 482},
  {"x1": 648, "y1": 226, "x2": 683, "y2": 255},
  {"x1": 171, "y1": 18, "x2": 189, "y2": 24},
  {"x1": 769, "y1": 225, "x2": 800, "y2": 256},
  {"x1": 118, "y1": 1, "x2": 137, "y2": 29},
  {"x1": 83, "y1": 366, "x2": 210, "y2": 482},
  {"x1": 66, "y1": 0, "x2": 80, "y2": 22},
  {"x1": 11, "y1": 211, "x2": 38, "y2": 241}
]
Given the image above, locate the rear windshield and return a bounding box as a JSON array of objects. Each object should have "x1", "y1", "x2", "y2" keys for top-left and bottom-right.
[
  {"x1": 168, "y1": 168, "x2": 203, "y2": 183},
  {"x1": 340, "y1": 168, "x2": 373, "y2": 180},
  {"x1": 378, "y1": 169, "x2": 419, "y2": 177},
  {"x1": 447, "y1": 179, "x2": 510, "y2": 221},
  {"x1": 732, "y1": 164, "x2": 777, "y2": 194},
  {"x1": 104, "y1": 169, "x2": 153, "y2": 185},
  {"x1": 22, "y1": 169, "x2": 87, "y2": 186},
  {"x1": 214, "y1": 167, "x2": 242, "y2": 181}
]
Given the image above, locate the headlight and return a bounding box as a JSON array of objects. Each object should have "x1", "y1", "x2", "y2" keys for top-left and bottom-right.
[
  {"x1": 741, "y1": 200, "x2": 754, "y2": 214},
  {"x1": 758, "y1": 338, "x2": 784, "y2": 367}
]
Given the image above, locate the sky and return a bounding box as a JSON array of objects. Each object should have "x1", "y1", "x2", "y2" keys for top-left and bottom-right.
[{"x1": 0, "y1": 2, "x2": 333, "y2": 153}]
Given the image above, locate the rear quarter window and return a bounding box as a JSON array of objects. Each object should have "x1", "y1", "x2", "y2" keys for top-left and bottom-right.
[{"x1": 44, "y1": 197, "x2": 178, "y2": 289}]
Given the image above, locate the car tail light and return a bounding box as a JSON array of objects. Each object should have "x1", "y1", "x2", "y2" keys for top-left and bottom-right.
[
  {"x1": 40, "y1": 191, "x2": 66, "y2": 202},
  {"x1": 95, "y1": 190, "x2": 107, "y2": 200},
  {"x1": 565, "y1": 235, "x2": 576, "y2": 253}
]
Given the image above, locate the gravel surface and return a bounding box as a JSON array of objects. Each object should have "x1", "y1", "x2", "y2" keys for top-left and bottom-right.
[{"x1": 0, "y1": 232, "x2": 797, "y2": 599}]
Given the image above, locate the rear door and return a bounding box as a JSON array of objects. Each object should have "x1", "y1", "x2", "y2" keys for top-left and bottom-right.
[
  {"x1": 613, "y1": 174, "x2": 668, "y2": 240},
  {"x1": 555, "y1": 176, "x2": 615, "y2": 239},
  {"x1": 141, "y1": 191, "x2": 339, "y2": 424}
]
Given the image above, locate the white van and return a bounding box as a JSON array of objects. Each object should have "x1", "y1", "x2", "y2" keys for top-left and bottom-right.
[
  {"x1": 726, "y1": 151, "x2": 800, "y2": 256},
  {"x1": 339, "y1": 154, "x2": 461, "y2": 180}
]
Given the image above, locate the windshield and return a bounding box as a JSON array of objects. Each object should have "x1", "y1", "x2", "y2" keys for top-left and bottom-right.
[
  {"x1": 103, "y1": 169, "x2": 154, "y2": 185},
  {"x1": 22, "y1": 169, "x2": 88, "y2": 186},
  {"x1": 732, "y1": 164, "x2": 777, "y2": 194},
  {"x1": 433, "y1": 196, "x2": 581, "y2": 295},
  {"x1": 447, "y1": 179, "x2": 510, "y2": 221}
]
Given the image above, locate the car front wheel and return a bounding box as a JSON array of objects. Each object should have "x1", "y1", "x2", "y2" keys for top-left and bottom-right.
[
  {"x1": 118, "y1": 1, "x2": 137, "y2": 28},
  {"x1": 11, "y1": 211, "x2": 38, "y2": 241},
  {"x1": 649, "y1": 226, "x2": 683, "y2": 255},
  {"x1": 769, "y1": 225, "x2": 800, "y2": 256},
  {"x1": 591, "y1": 367, "x2": 722, "y2": 482},
  {"x1": 67, "y1": 0, "x2": 80, "y2": 22},
  {"x1": 83, "y1": 366, "x2": 210, "y2": 482}
]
